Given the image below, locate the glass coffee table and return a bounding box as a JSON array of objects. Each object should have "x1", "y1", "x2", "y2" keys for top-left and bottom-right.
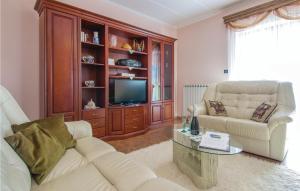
[{"x1": 173, "y1": 124, "x2": 242, "y2": 189}]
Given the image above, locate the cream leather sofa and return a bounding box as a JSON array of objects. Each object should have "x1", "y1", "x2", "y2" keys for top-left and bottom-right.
[
  {"x1": 195, "y1": 81, "x2": 295, "y2": 161},
  {"x1": 0, "y1": 86, "x2": 187, "y2": 191}
]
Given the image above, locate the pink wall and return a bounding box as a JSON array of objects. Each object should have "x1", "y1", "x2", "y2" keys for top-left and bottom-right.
[
  {"x1": 1, "y1": 0, "x2": 39, "y2": 119},
  {"x1": 176, "y1": 0, "x2": 270, "y2": 116},
  {"x1": 0, "y1": 0, "x2": 177, "y2": 120}
]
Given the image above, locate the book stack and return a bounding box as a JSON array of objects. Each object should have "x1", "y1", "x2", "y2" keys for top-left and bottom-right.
[{"x1": 199, "y1": 131, "x2": 230, "y2": 151}]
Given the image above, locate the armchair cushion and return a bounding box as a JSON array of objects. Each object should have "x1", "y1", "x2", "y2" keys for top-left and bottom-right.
[
  {"x1": 227, "y1": 118, "x2": 269, "y2": 141},
  {"x1": 199, "y1": 115, "x2": 228, "y2": 132},
  {"x1": 205, "y1": 100, "x2": 227, "y2": 116},
  {"x1": 65, "y1": 120, "x2": 92, "y2": 140},
  {"x1": 251, "y1": 102, "x2": 277, "y2": 123}
]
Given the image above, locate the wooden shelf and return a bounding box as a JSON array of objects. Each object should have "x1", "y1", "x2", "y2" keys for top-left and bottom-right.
[
  {"x1": 82, "y1": 86, "x2": 105, "y2": 89},
  {"x1": 109, "y1": 65, "x2": 147, "y2": 71},
  {"x1": 109, "y1": 75, "x2": 147, "y2": 80},
  {"x1": 109, "y1": 47, "x2": 147, "y2": 55},
  {"x1": 82, "y1": 62, "x2": 105, "y2": 66},
  {"x1": 81, "y1": 41, "x2": 104, "y2": 47}
]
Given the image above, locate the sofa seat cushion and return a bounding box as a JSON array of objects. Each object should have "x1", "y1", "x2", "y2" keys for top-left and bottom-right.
[
  {"x1": 199, "y1": 115, "x2": 228, "y2": 132},
  {"x1": 31, "y1": 164, "x2": 117, "y2": 191},
  {"x1": 226, "y1": 118, "x2": 270, "y2": 141},
  {"x1": 135, "y1": 178, "x2": 188, "y2": 191},
  {"x1": 41, "y1": 148, "x2": 87, "y2": 184},
  {"x1": 92, "y1": 152, "x2": 156, "y2": 191},
  {"x1": 75, "y1": 137, "x2": 115, "y2": 162}
]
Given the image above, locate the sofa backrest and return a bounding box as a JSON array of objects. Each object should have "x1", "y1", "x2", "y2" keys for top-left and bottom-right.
[
  {"x1": 203, "y1": 81, "x2": 295, "y2": 119},
  {"x1": 0, "y1": 85, "x2": 31, "y2": 191},
  {"x1": 0, "y1": 85, "x2": 30, "y2": 137}
]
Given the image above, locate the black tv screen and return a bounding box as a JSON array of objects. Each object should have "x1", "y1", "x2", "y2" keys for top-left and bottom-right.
[{"x1": 109, "y1": 79, "x2": 147, "y2": 104}]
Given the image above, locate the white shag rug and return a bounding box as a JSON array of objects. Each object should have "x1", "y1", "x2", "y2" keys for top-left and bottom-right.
[{"x1": 126, "y1": 141, "x2": 300, "y2": 191}]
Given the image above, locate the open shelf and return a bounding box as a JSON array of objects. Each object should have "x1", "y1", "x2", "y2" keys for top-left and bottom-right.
[
  {"x1": 82, "y1": 108, "x2": 103, "y2": 112},
  {"x1": 81, "y1": 19, "x2": 106, "y2": 109},
  {"x1": 82, "y1": 86, "x2": 105, "y2": 89},
  {"x1": 82, "y1": 62, "x2": 105, "y2": 66},
  {"x1": 109, "y1": 75, "x2": 148, "y2": 80},
  {"x1": 109, "y1": 47, "x2": 147, "y2": 55},
  {"x1": 109, "y1": 65, "x2": 147, "y2": 71},
  {"x1": 82, "y1": 41, "x2": 104, "y2": 47}
]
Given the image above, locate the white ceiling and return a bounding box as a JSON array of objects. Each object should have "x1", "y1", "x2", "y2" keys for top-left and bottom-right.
[{"x1": 109, "y1": 0, "x2": 242, "y2": 28}]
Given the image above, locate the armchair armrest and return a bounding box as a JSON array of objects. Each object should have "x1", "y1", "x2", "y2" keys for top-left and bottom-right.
[
  {"x1": 187, "y1": 101, "x2": 207, "y2": 116},
  {"x1": 268, "y1": 109, "x2": 293, "y2": 132},
  {"x1": 65, "y1": 120, "x2": 92, "y2": 140}
]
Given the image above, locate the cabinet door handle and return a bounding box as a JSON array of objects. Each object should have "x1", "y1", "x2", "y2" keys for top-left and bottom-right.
[
  {"x1": 132, "y1": 126, "x2": 138, "y2": 129},
  {"x1": 92, "y1": 113, "x2": 98, "y2": 116}
]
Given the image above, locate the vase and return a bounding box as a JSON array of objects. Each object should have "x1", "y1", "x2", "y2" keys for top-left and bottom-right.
[
  {"x1": 191, "y1": 116, "x2": 199, "y2": 135},
  {"x1": 93, "y1": 32, "x2": 100, "y2": 44}
]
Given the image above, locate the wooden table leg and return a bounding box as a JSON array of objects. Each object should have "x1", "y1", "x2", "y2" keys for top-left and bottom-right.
[{"x1": 173, "y1": 142, "x2": 218, "y2": 189}]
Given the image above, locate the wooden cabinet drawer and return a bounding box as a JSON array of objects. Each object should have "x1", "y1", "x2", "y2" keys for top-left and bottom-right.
[
  {"x1": 124, "y1": 116, "x2": 143, "y2": 125},
  {"x1": 124, "y1": 107, "x2": 144, "y2": 116},
  {"x1": 92, "y1": 127, "x2": 105, "y2": 138},
  {"x1": 82, "y1": 109, "x2": 105, "y2": 120},
  {"x1": 125, "y1": 121, "x2": 144, "y2": 133},
  {"x1": 87, "y1": 118, "x2": 105, "y2": 129}
]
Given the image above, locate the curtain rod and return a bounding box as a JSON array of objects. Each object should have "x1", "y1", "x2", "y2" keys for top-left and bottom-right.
[{"x1": 223, "y1": 0, "x2": 299, "y2": 24}]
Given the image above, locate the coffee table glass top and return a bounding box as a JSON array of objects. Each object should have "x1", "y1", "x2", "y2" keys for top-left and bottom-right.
[{"x1": 173, "y1": 124, "x2": 243, "y2": 155}]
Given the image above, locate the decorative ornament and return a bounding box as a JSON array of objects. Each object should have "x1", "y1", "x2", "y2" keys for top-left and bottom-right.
[{"x1": 84, "y1": 99, "x2": 97, "y2": 110}]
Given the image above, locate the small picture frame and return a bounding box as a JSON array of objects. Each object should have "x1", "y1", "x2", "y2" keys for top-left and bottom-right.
[{"x1": 108, "y1": 58, "x2": 115, "y2": 65}]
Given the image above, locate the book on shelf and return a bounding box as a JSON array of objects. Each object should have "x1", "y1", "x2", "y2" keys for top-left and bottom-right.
[{"x1": 199, "y1": 131, "x2": 230, "y2": 152}]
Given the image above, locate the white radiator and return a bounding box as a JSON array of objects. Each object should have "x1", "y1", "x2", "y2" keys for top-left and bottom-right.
[{"x1": 183, "y1": 84, "x2": 207, "y2": 116}]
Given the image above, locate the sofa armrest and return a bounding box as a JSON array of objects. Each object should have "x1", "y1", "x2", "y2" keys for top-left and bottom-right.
[
  {"x1": 268, "y1": 109, "x2": 293, "y2": 132},
  {"x1": 65, "y1": 120, "x2": 92, "y2": 140},
  {"x1": 187, "y1": 101, "x2": 207, "y2": 116}
]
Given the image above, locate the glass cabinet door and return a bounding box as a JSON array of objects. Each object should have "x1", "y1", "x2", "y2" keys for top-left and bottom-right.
[
  {"x1": 151, "y1": 41, "x2": 161, "y2": 102},
  {"x1": 163, "y1": 44, "x2": 173, "y2": 101}
]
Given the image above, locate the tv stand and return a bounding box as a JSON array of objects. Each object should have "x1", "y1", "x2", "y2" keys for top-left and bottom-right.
[{"x1": 107, "y1": 104, "x2": 147, "y2": 139}]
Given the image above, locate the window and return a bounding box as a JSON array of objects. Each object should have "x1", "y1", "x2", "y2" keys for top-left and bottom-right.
[{"x1": 228, "y1": 13, "x2": 300, "y2": 106}]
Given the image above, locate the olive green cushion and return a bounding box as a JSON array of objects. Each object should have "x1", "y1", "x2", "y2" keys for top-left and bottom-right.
[
  {"x1": 12, "y1": 115, "x2": 76, "y2": 149},
  {"x1": 5, "y1": 123, "x2": 65, "y2": 184}
]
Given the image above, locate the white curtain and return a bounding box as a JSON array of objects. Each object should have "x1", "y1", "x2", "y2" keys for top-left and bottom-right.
[
  {"x1": 151, "y1": 44, "x2": 161, "y2": 101},
  {"x1": 228, "y1": 13, "x2": 300, "y2": 107}
]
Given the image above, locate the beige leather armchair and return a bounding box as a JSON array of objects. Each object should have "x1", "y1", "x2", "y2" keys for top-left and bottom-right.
[{"x1": 190, "y1": 81, "x2": 295, "y2": 161}]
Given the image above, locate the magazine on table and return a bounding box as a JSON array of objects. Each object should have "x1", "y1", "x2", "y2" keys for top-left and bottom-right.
[{"x1": 199, "y1": 131, "x2": 230, "y2": 152}]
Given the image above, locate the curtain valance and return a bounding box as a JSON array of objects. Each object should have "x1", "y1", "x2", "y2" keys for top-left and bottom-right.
[{"x1": 224, "y1": 0, "x2": 300, "y2": 30}]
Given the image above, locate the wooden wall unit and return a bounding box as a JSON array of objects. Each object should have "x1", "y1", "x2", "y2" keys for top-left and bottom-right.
[
  {"x1": 149, "y1": 40, "x2": 174, "y2": 125},
  {"x1": 44, "y1": 9, "x2": 79, "y2": 121},
  {"x1": 35, "y1": 0, "x2": 175, "y2": 140}
]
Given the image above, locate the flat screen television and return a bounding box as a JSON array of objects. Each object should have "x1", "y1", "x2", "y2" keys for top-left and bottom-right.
[{"x1": 109, "y1": 79, "x2": 147, "y2": 105}]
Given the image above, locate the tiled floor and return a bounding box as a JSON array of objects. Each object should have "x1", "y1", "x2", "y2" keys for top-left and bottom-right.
[{"x1": 107, "y1": 116, "x2": 300, "y2": 173}]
